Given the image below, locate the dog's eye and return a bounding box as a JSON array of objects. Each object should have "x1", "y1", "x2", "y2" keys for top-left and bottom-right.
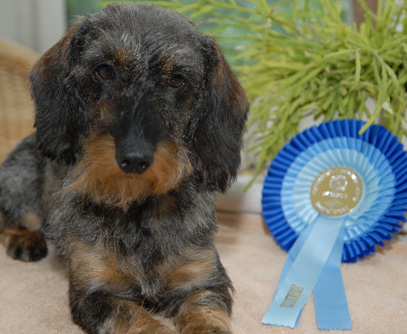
[
  {"x1": 167, "y1": 75, "x2": 185, "y2": 88},
  {"x1": 96, "y1": 64, "x2": 116, "y2": 80}
]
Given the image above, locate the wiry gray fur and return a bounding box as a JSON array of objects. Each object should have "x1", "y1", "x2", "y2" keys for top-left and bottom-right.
[{"x1": 0, "y1": 3, "x2": 248, "y2": 334}]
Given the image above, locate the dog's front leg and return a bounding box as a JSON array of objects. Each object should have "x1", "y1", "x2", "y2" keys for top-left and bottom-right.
[
  {"x1": 66, "y1": 241, "x2": 176, "y2": 334},
  {"x1": 176, "y1": 290, "x2": 232, "y2": 334},
  {"x1": 69, "y1": 286, "x2": 176, "y2": 334}
]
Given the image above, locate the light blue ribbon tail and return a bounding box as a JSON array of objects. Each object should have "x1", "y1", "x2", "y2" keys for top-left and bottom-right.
[
  {"x1": 262, "y1": 215, "x2": 346, "y2": 328},
  {"x1": 262, "y1": 212, "x2": 315, "y2": 327},
  {"x1": 314, "y1": 220, "x2": 352, "y2": 330}
]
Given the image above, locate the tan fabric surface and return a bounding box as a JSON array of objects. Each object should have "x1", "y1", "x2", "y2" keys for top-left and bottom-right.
[{"x1": 0, "y1": 212, "x2": 406, "y2": 333}]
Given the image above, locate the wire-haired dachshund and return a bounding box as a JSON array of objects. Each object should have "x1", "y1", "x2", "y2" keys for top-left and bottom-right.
[{"x1": 0, "y1": 3, "x2": 248, "y2": 334}]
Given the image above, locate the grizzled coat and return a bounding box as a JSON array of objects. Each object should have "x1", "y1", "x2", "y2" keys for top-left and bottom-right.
[{"x1": 0, "y1": 4, "x2": 248, "y2": 334}]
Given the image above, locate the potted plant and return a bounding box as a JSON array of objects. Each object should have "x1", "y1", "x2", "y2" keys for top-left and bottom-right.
[{"x1": 145, "y1": 0, "x2": 407, "y2": 185}]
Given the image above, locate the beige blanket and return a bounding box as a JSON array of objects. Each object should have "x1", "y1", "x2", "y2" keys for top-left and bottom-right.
[{"x1": 0, "y1": 212, "x2": 406, "y2": 333}]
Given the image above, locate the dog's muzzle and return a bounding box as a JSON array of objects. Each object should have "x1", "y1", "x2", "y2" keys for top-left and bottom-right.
[{"x1": 116, "y1": 141, "x2": 154, "y2": 174}]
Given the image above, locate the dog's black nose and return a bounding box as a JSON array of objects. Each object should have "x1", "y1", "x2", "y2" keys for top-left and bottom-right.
[
  {"x1": 116, "y1": 144, "x2": 154, "y2": 174},
  {"x1": 118, "y1": 153, "x2": 153, "y2": 174}
]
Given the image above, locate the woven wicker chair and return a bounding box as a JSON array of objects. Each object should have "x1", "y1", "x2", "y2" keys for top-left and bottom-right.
[{"x1": 0, "y1": 40, "x2": 39, "y2": 161}]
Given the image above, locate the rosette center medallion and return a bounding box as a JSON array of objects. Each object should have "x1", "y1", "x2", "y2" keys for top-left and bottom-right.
[{"x1": 310, "y1": 167, "x2": 363, "y2": 217}]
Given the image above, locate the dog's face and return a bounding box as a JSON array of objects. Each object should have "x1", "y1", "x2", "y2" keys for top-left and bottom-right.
[{"x1": 30, "y1": 4, "x2": 248, "y2": 207}]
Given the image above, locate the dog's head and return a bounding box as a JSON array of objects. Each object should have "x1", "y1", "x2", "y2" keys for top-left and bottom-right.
[{"x1": 30, "y1": 3, "x2": 248, "y2": 207}]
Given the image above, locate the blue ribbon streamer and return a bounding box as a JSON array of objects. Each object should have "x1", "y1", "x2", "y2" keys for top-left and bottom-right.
[
  {"x1": 262, "y1": 215, "x2": 349, "y2": 328},
  {"x1": 314, "y1": 220, "x2": 352, "y2": 330}
]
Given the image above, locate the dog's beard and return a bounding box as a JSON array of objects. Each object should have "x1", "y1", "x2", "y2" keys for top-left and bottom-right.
[{"x1": 65, "y1": 135, "x2": 192, "y2": 210}]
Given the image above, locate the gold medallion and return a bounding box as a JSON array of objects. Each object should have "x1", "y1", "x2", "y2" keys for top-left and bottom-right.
[{"x1": 310, "y1": 167, "x2": 363, "y2": 217}]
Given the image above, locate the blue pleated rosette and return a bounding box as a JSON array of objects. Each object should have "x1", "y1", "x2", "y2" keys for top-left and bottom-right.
[
  {"x1": 262, "y1": 119, "x2": 407, "y2": 263},
  {"x1": 261, "y1": 119, "x2": 407, "y2": 330}
]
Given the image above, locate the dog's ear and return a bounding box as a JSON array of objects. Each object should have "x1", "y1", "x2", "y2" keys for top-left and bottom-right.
[
  {"x1": 190, "y1": 40, "x2": 249, "y2": 192},
  {"x1": 29, "y1": 18, "x2": 91, "y2": 164}
]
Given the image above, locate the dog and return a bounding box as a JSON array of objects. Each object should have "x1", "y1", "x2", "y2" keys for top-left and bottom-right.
[{"x1": 0, "y1": 3, "x2": 248, "y2": 334}]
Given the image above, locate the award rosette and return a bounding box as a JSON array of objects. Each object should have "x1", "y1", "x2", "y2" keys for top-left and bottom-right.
[{"x1": 261, "y1": 119, "x2": 407, "y2": 329}]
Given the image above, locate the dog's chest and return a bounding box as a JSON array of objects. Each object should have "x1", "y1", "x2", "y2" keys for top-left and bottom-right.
[
  {"x1": 67, "y1": 194, "x2": 216, "y2": 305},
  {"x1": 53, "y1": 185, "x2": 219, "y2": 313},
  {"x1": 70, "y1": 228, "x2": 210, "y2": 312}
]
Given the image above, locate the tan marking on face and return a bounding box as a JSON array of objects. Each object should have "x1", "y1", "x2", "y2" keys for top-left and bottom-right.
[
  {"x1": 88, "y1": 101, "x2": 115, "y2": 126},
  {"x1": 65, "y1": 134, "x2": 192, "y2": 209},
  {"x1": 163, "y1": 56, "x2": 175, "y2": 73},
  {"x1": 114, "y1": 47, "x2": 127, "y2": 64}
]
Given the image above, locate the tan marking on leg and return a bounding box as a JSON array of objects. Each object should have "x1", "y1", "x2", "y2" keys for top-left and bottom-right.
[
  {"x1": 20, "y1": 211, "x2": 43, "y2": 231},
  {"x1": 111, "y1": 300, "x2": 176, "y2": 334},
  {"x1": 69, "y1": 241, "x2": 132, "y2": 290},
  {"x1": 176, "y1": 290, "x2": 232, "y2": 334},
  {"x1": 162, "y1": 250, "x2": 216, "y2": 289}
]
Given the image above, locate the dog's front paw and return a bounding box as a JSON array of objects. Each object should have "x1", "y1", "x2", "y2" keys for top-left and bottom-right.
[
  {"x1": 180, "y1": 322, "x2": 231, "y2": 334},
  {"x1": 128, "y1": 323, "x2": 176, "y2": 334},
  {"x1": 6, "y1": 230, "x2": 47, "y2": 262}
]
